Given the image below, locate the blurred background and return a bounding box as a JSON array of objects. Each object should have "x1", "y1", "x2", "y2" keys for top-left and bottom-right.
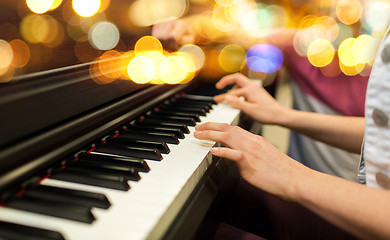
[{"x1": 0, "y1": 0, "x2": 389, "y2": 84}]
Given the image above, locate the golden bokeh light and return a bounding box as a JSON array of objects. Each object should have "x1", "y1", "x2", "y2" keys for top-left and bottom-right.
[
  {"x1": 134, "y1": 36, "x2": 163, "y2": 55},
  {"x1": 9, "y1": 39, "x2": 30, "y2": 68},
  {"x1": 218, "y1": 44, "x2": 246, "y2": 72},
  {"x1": 20, "y1": 14, "x2": 64, "y2": 47},
  {"x1": 72, "y1": 0, "x2": 101, "y2": 17},
  {"x1": 159, "y1": 55, "x2": 193, "y2": 84},
  {"x1": 26, "y1": 0, "x2": 54, "y2": 14},
  {"x1": 0, "y1": 40, "x2": 13, "y2": 74},
  {"x1": 352, "y1": 34, "x2": 379, "y2": 65},
  {"x1": 336, "y1": 0, "x2": 362, "y2": 25},
  {"x1": 307, "y1": 39, "x2": 335, "y2": 67},
  {"x1": 128, "y1": 0, "x2": 188, "y2": 27},
  {"x1": 339, "y1": 60, "x2": 364, "y2": 76},
  {"x1": 178, "y1": 44, "x2": 205, "y2": 71},
  {"x1": 49, "y1": 0, "x2": 63, "y2": 10},
  {"x1": 128, "y1": 56, "x2": 156, "y2": 84},
  {"x1": 338, "y1": 38, "x2": 358, "y2": 67}
]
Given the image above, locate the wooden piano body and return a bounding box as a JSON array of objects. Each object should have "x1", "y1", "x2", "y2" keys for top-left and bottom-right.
[{"x1": 0, "y1": 62, "x2": 252, "y2": 239}]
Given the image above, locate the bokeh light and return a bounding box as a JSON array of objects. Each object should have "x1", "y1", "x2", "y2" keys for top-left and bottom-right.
[
  {"x1": 89, "y1": 21, "x2": 120, "y2": 50},
  {"x1": 218, "y1": 44, "x2": 246, "y2": 72},
  {"x1": 336, "y1": 0, "x2": 362, "y2": 25},
  {"x1": 26, "y1": 0, "x2": 54, "y2": 14},
  {"x1": 246, "y1": 44, "x2": 284, "y2": 73},
  {"x1": 178, "y1": 44, "x2": 205, "y2": 71},
  {"x1": 73, "y1": 0, "x2": 101, "y2": 17},
  {"x1": 307, "y1": 39, "x2": 335, "y2": 67},
  {"x1": 0, "y1": 40, "x2": 14, "y2": 76},
  {"x1": 9, "y1": 39, "x2": 30, "y2": 68},
  {"x1": 134, "y1": 36, "x2": 163, "y2": 55},
  {"x1": 128, "y1": 56, "x2": 156, "y2": 84},
  {"x1": 128, "y1": 0, "x2": 188, "y2": 27}
]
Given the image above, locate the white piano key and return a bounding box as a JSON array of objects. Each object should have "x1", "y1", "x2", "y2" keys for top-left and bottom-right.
[{"x1": 0, "y1": 101, "x2": 240, "y2": 240}]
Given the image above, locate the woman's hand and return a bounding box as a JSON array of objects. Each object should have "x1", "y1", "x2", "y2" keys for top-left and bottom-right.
[
  {"x1": 214, "y1": 73, "x2": 289, "y2": 125},
  {"x1": 194, "y1": 122, "x2": 310, "y2": 201}
]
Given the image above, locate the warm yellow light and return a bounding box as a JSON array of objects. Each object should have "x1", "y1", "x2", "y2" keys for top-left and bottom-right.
[
  {"x1": 307, "y1": 39, "x2": 335, "y2": 67},
  {"x1": 160, "y1": 55, "x2": 192, "y2": 84},
  {"x1": 338, "y1": 38, "x2": 358, "y2": 67},
  {"x1": 127, "y1": 56, "x2": 155, "y2": 84},
  {"x1": 134, "y1": 36, "x2": 163, "y2": 55},
  {"x1": 339, "y1": 60, "x2": 364, "y2": 76},
  {"x1": 178, "y1": 44, "x2": 205, "y2": 71},
  {"x1": 218, "y1": 44, "x2": 246, "y2": 72},
  {"x1": 336, "y1": 0, "x2": 362, "y2": 25},
  {"x1": 352, "y1": 34, "x2": 379, "y2": 65},
  {"x1": 9, "y1": 39, "x2": 30, "y2": 68},
  {"x1": 26, "y1": 0, "x2": 54, "y2": 14},
  {"x1": 72, "y1": 0, "x2": 101, "y2": 17},
  {"x1": 0, "y1": 40, "x2": 13, "y2": 71},
  {"x1": 49, "y1": 0, "x2": 62, "y2": 10}
]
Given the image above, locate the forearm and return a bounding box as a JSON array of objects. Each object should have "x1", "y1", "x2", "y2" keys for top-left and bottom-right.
[
  {"x1": 294, "y1": 170, "x2": 390, "y2": 239},
  {"x1": 277, "y1": 108, "x2": 364, "y2": 154}
]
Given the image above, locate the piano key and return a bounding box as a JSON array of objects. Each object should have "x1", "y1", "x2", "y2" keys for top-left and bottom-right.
[
  {"x1": 50, "y1": 169, "x2": 130, "y2": 191},
  {"x1": 0, "y1": 100, "x2": 241, "y2": 240},
  {"x1": 170, "y1": 100, "x2": 213, "y2": 110},
  {"x1": 118, "y1": 130, "x2": 179, "y2": 144},
  {"x1": 0, "y1": 220, "x2": 65, "y2": 240},
  {"x1": 6, "y1": 196, "x2": 95, "y2": 223},
  {"x1": 77, "y1": 153, "x2": 150, "y2": 172},
  {"x1": 105, "y1": 137, "x2": 170, "y2": 154},
  {"x1": 151, "y1": 109, "x2": 201, "y2": 122},
  {"x1": 127, "y1": 124, "x2": 185, "y2": 139},
  {"x1": 24, "y1": 185, "x2": 111, "y2": 209},
  {"x1": 144, "y1": 115, "x2": 197, "y2": 126},
  {"x1": 66, "y1": 161, "x2": 141, "y2": 181},
  {"x1": 158, "y1": 105, "x2": 207, "y2": 116},
  {"x1": 134, "y1": 121, "x2": 190, "y2": 134},
  {"x1": 94, "y1": 144, "x2": 163, "y2": 160}
]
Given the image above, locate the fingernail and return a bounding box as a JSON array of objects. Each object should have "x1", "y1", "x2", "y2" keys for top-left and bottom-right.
[
  {"x1": 225, "y1": 95, "x2": 232, "y2": 103},
  {"x1": 194, "y1": 131, "x2": 201, "y2": 136},
  {"x1": 211, "y1": 147, "x2": 218, "y2": 153}
]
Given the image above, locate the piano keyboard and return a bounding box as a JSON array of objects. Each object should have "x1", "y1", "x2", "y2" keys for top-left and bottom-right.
[{"x1": 0, "y1": 94, "x2": 240, "y2": 240}]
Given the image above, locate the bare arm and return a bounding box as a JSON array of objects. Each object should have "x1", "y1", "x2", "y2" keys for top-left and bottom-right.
[
  {"x1": 214, "y1": 73, "x2": 364, "y2": 153},
  {"x1": 194, "y1": 123, "x2": 390, "y2": 240}
]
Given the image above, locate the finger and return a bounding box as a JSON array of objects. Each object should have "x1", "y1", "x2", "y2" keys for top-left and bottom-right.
[
  {"x1": 215, "y1": 73, "x2": 250, "y2": 89},
  {"x1": 210, "y1": 147, "x2": 245, "y2": 162},
  {"x1": 213, "y1": 88, "x2": 248, "y2": 103},
  {"x1": 195, "y1": 122, "x2": 231, "y2": 132}
]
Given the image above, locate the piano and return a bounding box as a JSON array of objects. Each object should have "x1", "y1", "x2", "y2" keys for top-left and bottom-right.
[
  {"x1": 0, "y1": 59, "x2": 256, "y2": 239},
  {"x1": 0, "y1": 1, "x2": 262, "y2": 239}
]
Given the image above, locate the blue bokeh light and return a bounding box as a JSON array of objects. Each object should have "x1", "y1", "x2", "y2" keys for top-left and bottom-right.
[{"x1": 246, "y1": 44, "x2": 284, "y2": 73}]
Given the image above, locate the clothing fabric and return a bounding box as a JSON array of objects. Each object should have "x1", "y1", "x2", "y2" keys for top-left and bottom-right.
[
  {"x1": 283, "y1": 45, "x2": 369, "y2": 181},
  {"x1": 361, "y1": 29, "x2": 390, "y2": 188}
]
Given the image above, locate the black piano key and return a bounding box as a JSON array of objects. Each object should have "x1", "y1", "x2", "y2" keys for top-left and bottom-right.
[
  {"x1": 158, "y1": 105, "x2": 207, "y2": 116},
  {"x1": 77, "y1": 153, "x2": 150, "y2": 172},
  {"x1": 119, "y1": 130, "x2": 179, "y2": 144},
  {"x1": 135, "y1": 121, "x2": 190, "y2": 134},
  {"x1": 25, "y1": 185, "x2": 110, "y2": 209},
  {"x1": 0, "y1": 221, "x2": 65, "y2": 240},
  {"x1": 145, "y1": 115, "x2": 197, "y2": 126},
  {"x1": 152, "y1": 110, "x2": 201, "y2": 122},
  {"x1": 66, "y1": 161, "x2": 141, "y2": 181},
  {"x1": 176, "y1": 97, "x2": 215, "y2": 106},
  {"x1": 106, "y1": 136, "x2": 170, "y2": 153},
  {"x1": 130, "y1": 124, "x2": 185, "y2": 138},
  {"x1": 6, "y1": 196, "x2": 95, "y2": 223},
  {"x1": 170, "y1": 101, "x2": 212, "y2": 111},
  {"x1": 94, "y1": 144, "x2": 163, "y2": 160},
  {"x1": 50, "y1": 169, "x2": 130, "y2": 191}
]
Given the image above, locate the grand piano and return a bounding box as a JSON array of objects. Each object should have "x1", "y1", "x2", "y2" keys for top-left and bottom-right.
[{"x1": 0, "y1": 1, "x2": 257, "y2": 239}]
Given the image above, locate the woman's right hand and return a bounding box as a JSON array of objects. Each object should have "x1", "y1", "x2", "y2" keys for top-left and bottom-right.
[{"x1": 214, "y1": 72, "x2": 289, "y2": 125}]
